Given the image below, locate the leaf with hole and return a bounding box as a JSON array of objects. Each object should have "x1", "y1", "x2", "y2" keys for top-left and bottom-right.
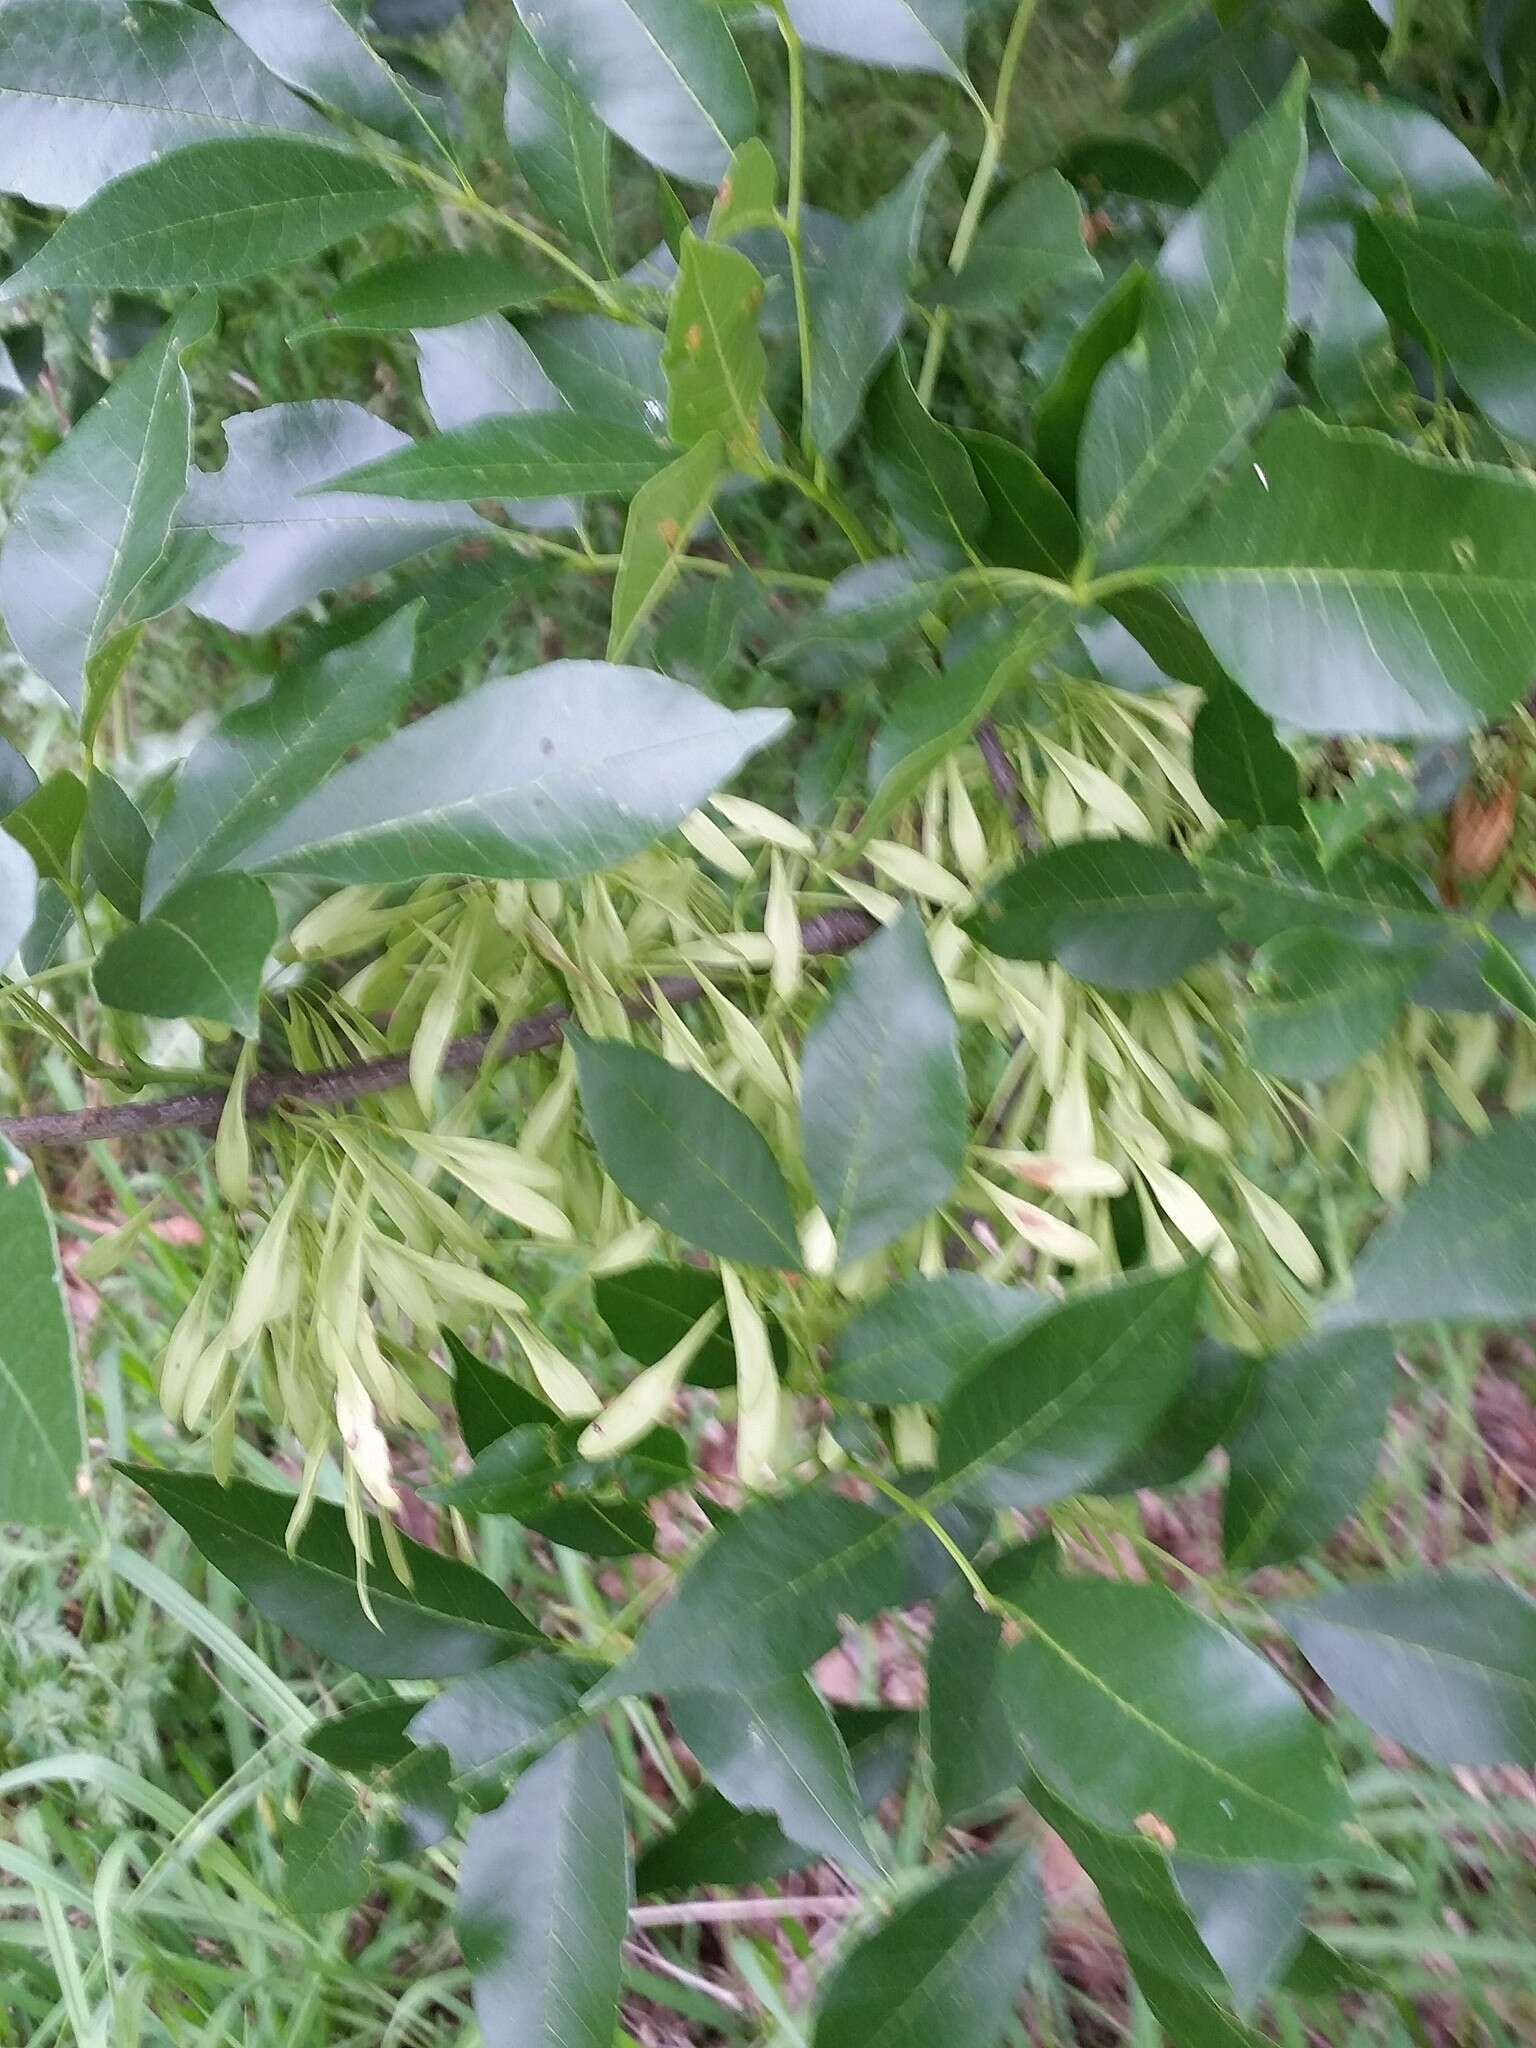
[{"x1": 173, "y1": 401, "x2": 484, "y2": 633}]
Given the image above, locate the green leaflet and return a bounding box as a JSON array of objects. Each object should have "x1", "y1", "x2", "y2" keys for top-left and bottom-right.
[
  {"x1": 638, "y1": 1712, "x2": 914, "y2": 1894},
  {"x1": 82, "y1": 774, "x2": 151, "y2": 921},
  {"x1": 664, "y1": 232, "x2": 768, "y2": 466},
  {"x1": 672, "y1": 1679, "x2": 882, "y2": 1881},
  {"x1": 1000, "y1": 1577, "x2": 1351, "y2": 1863},
  {"x1": 284, "y1": 1779, "x2": 374, "y2": 1915},
  {"x1": 866, "y1": 355, "x2": 988, "y2": 553},
  {"x1": 1190, "y1": 680, "x2": 1304, "y2": 833},
  {"x1": 122, "y1": 1468, "x2": 543, "y2": 1677},
  {"x1": 806, "y1": 139, "x2": 946, "y2": 454},
  {"x1": 960, "y1": 429, "x2": 1080, "y2": 577},
  {"x1": 593, "y1": 1491, "x2": 910, "y2": 1700},
  {"x1": 512, "y1": 0, "x2": 754, "y2": 184},
  {"x1": 1313, "y1": 86, "x2": 1507, "y2": 228},
  {"x1": 306, "y1": 1701, "x2": 418, "y2": 1773},
  {"x1": 920, "y1": 170, "x2": 1099, "y2": 317},
  {"x1": 211, "y1": 0, "x2": 444, "y2": 155},
  {"x1": 1278, "y1": 1574, "x2": 1536, "y2": 1767},
  {"x1": 92, "y1": 874, "x2": 277, "y2": 1034},
  {"x1": 504, "y1": 27, "x2": 614, "y2": 265},
  {"x1": 1374, "y1": 215, "x2": 1536, "y2": 448},
  {"x1": 785, "y1": 0, "x2": 976, "y2": 79},
  {"x1": 1033, "y1": 264, "x2": 1146, "y2": 502},
  {"x1": 1247, "y1": 930, "x2": 1427, "y2": 1081},
  {"x1": 0, "y1": 138, "x2": 417, "y2": 300},
  {"x1": 801, "y1": 909, "x2": 966, "y2": 1263},
  {"x1": 1331, "y1": 1114, "x2": 1536, "y2": 1331},
  {"x1": 936, "y1": 1264, "x2": 1204, "y2": 1511},
  {"x1": 607, "y1": 434, "x2": 729, "y2": 660},
  {"x1": 456, "y1": 1727, "x2": 630, "y2": 2048},
  {"x1": 0, "y1": 835, "x2": 39, "y2": 969},
  {"x1": 1080, "y1": 72, "x2": 1307, "y2": 565},
  {"x1": 302, "y1": 253, "x2": 554, "y2": 335},
  {"x1": 1199, "y1": 827, "x2": 1445, "y2": 954},
  {"x1": 965, "y1": 840, "x2": 1226, "y2": 992},
  {"x1": 410, "y1": 1654, "x2": 599, "y2": 1793},
  {"x1": 810, "y1": 1853, "x2": 1043, "y2": 2048},
  {"x1": 860, "y1": 597, "x2": 1075, "y2": 842},
  {"x1": 3, "y1": 772, "x2": 87, "y2": 886},
  {"x1": 0, "y1": 1152, "x2": 87, "y2": 1527},
  {"x1": 593, "y1": 1264, "x2": 738, "y2": 1391},
  {"x1": 144, "y1": 608, "x2": 419, "y2": 909},
  {"x1": 0, "y1": 300, "x2": 210, "y2": 716},
  {"x1": 0, "y1": 0, "x2": 326, "y2": 208},
  {"x1": 828, "y1": 1273, "x2": 1046, "y2": 1406},
  {"x1": 928, "y1": 1545, "x2": 1055, "y2": 1822},
  {"x1": 1148, "y1": 411, "x2": 1536, "y2": 739},
  {"x1": 322, "y1": 411, "x2": 673, "y2": 501},
  {"x1": 225, "y1": 662, "x2": 788, "y2": 886},
  {"x1": 1224, "y1": 1328, "x2": 1398, "y2": 1567},
  {"x1": 571, "y1": 1032, "x2": 802, "y2": 1269}
]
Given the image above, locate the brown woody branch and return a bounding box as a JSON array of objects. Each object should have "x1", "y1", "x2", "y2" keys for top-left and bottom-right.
[{"x1": 0, "y1": 910, "x2": 877, "y2": 1151}]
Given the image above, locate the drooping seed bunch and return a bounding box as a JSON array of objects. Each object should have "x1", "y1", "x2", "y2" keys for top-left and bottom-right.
[{"x1": 147, "y1": 663, "x2": 1523, "y2": 1541}]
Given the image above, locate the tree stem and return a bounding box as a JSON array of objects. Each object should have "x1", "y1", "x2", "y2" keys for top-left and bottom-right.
[
  {"x1": 917, "y1": 0, "x2": 1040, "y2": 407},
  {"x1": 1, "y1": 912, "x2": 876, "y2": 1151}
]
